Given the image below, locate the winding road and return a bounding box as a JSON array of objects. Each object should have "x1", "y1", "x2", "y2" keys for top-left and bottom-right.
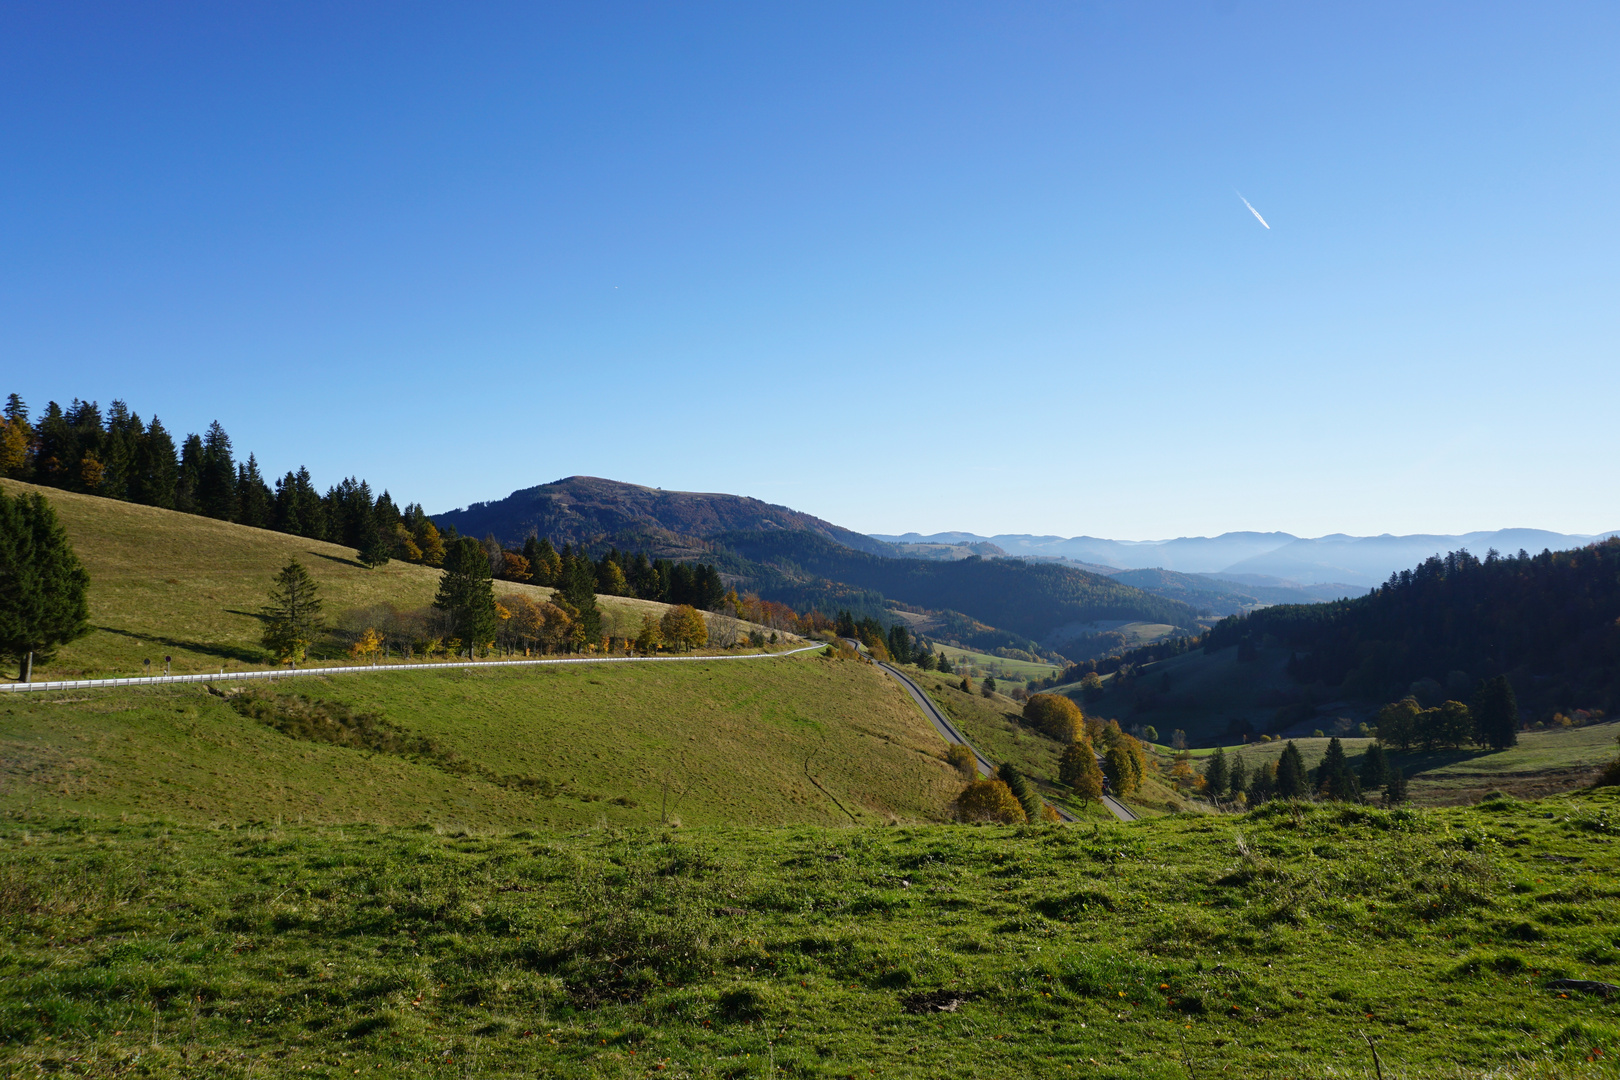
[{"x1": 876, "y1": 660, "x2": 1137, "y2": 824}]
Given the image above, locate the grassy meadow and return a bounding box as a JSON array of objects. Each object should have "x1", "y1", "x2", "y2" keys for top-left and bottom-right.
[
  {"x1": 4, "y1": 790, "x2": 1620, "y2": 1078},
  {"x1": 0, "y1": 479, "x2": 786, "y2": 684},
  {"x1": 0, "y1": 655, "x2": 965, "y2": 830},
  {"x1": 928, "y1": 644, "x2": 1060, "y2": 683}
]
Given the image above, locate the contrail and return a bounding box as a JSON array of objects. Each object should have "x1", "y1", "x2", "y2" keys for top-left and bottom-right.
[{"x1": 1237, "y1": 192, "x2": 1270, "y2": 229}]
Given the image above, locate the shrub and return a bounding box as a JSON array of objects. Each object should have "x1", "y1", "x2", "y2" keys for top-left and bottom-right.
[
  {"x1": 1024, "y1": 693, "x2": 1085, "y2": 742},
  {"x1": 954, "y1": 779, "x2": 1027, "y2": 824},
  {"x1": 944, "y1": 743, "x2": 977, "y2": 778}
]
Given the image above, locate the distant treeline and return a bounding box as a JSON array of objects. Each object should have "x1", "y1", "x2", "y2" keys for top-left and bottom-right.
[
  {"x1": 0, "y1": 394, "x2": 446, "y2": 566},
  {"x1": 485, "y1": 535, "x2": 728, "y2": 610},
  {"x1": 714, "y1": 529, "x2": 1201, "y2": 639},
  {"x1": 1205, "y1": 542, "x2": 1620, "y2": 716}
]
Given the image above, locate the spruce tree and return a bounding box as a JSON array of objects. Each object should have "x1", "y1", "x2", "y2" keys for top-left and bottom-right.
[
  {"x1": 1359, "y1": 743, "x2": 1388, "y2": 790},
  {"x1": 358, "y1": 529, "x2": 392, "y2": 569},
  {"x1": 1318, "y1": 737, "x2": 1360, "y2": 801},
  {"x1": 134, "y1": 417, "x2": 179, "y2": 507},
  {"x1": 1471, "y1": 675, "x2": 1519, "y2": 750},
  {"x1": 997, "y1": 763, "x2": 1045, "y2": 823},
  {"x1": 1228, "y1": 752, "x2": 1249, "y2": 798},
  {"x1": 175, "y1": 433, "x2": 204, "y2": 513},
  {"x1": 261, "y1": 559, "x2": 324, "y2": 664},
  {"x1": 0, "y1": 490, "x2": 91, "y2": 679},
  {"x1": 1383, "y1": 765, "x2": 1409, "y2": 805},
  {"x1": 1248, "y1": 761, "x2": 1276, "y2": 804},
  {"x1": 937, "y1": 651, "x2": 953, "y2": 675},
  {"x1": 198, "y1": 421, "x2": 237, "y2": 520},
  {"x1": 435, "y1": 537, "x2": 499, "y2": 655},
  {"x1": 1203, "y1": 747, "x2": 1229, "y2": 799},
  {"x1": 1276, "y1": 741, "x2": 1307, "y2": 798},
  {"x1": 556, "y1": 550, "x2": 601, "y2": 643},
  {"x1": 236, "y1": 454, "x2": 273, "y2": 528}
]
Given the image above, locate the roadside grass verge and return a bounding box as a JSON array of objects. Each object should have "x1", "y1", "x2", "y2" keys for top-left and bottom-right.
[{"x1": 3, "y1": 790, "x2": 1619, "y2": 1077}]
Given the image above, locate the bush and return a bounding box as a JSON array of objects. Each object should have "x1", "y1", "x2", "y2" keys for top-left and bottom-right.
[
  {"x1": 954, "y1": 779, "x2": 1027, "y2": 824},
  {"x1": 1023, "y1": 693, "x2": 1085, "y2": 742},
  {"x1": 945, "y1": 743, "x2": 977, "y2": 778}
]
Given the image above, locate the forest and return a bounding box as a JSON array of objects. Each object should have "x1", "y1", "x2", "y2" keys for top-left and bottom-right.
[
  {"x1": 1205, "y1": 542, "x2": 1620, "y2": 715},
  {"x1": 0, "y1": 393, "x2": 445, "y2": 568}
]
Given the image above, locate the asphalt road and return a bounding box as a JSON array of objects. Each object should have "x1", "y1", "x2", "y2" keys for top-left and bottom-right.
[{"x1": 876, "y1": 659, "x2": 1137, "y2": 824}]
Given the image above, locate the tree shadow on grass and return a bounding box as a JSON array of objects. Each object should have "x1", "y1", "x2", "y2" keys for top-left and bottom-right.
[
  {"x1": 308, "y1": 550, "x2": 367, "y2": 570},
  {"x1": 94, "y1": 625, "x2": 266, "y2": 665}
]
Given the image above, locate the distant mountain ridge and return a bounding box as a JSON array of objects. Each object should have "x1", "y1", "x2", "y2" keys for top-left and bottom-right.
[
  {"x1": 873, "y1": 528, "x2": 1620, "y2": 587},
  {"x1": 435, "y1": 476, "x2": 895, "y2": 556}
]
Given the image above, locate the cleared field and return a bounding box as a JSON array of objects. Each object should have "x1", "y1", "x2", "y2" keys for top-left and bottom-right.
[
  {"x1": 6, "y1": 790, "x2": 1619, "y2": 1077},
  {"x1": 0, "y1": 653, "x2": 968, "y2": 829},
  {"x1": 930, "y1": 643, "x2": 1061, "y2": 682},
  {"x1": 0, "y1": 479, "x2": 788, "y2": 683}
]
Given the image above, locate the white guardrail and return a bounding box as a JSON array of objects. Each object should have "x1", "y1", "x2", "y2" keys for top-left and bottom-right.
[{"x1": 0, "y1": 643, "x2": 827, "y2": 694}]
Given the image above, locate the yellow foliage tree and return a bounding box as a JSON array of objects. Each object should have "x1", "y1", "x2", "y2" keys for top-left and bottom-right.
[
  {"x1": 537, "y1": 601, "x2": 574, "y2": 653},
  {"x1": 0, "y1": 417, "x2": 30, "y2": 478},
  {"x1": 1059, "y1": 739, "x2": 1105, "y2": 803},
  {"x1": 660, "y1": 605, "x2": 707, "y2": 652},
  {"x1": 953, "y1": 779, "x2": 1027, "y2": 824},
  {"x1": 412, "y1": 519, "x2": 446, "y2": 567},
  {"x1": 1024, "y1": 693, "x2": 1085, "y2": 742},
  {"x1": 349, "y1": 627, "x2": 384, "y2": 664},
  {"x1": 635, "y1": 612, "x2": 663, "y2": 654}
]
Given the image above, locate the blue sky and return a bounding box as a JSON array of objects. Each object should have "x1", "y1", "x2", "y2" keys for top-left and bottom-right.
[{"x1": 3, "y1": 3, "x2": 1616, "y2": 539}]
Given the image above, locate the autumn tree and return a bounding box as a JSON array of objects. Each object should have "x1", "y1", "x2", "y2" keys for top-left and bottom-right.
[
  {"x1": 954, "y1": 779, "x2": 1027, "y2": 824},
  {"x1": 1102, "y1": 745, "x2": 1138, "y2": 796},
  {"x1": 262, "y1": 559, "x2": 324, "y2": 665},
  {"x1": 1059, "y1": 740, "x2": 1105, "y2": 803},
  {"x1": 348, "y1": 627, "x2": 384, "y2": 664},
  {"x1": 660, "y1": 604, "x2": 707, "y2": 652},
  {"x1": 435, "y1": 537, "x2": 498, "y2": 656},
  {"x1": 634, "y1": 613, "x2": 663, "y2": 654},
  {"x1": 0, "y1": 489, "x2": 91, "y2": 680},
  {"x1": 1024, "y1": 693, "x2": 1085, "y2": 742}
]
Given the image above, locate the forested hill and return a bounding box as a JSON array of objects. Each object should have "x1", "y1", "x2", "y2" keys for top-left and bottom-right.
[
  {"x1": 434, "y1": 476, "x2": 894, "y2": 556},
  {"x1": 715, "y1": 530, "x2": 1203, "y2": 641},
  {"x1": 1205, "y1": 540, "x2": 1620, "y2": 715}
]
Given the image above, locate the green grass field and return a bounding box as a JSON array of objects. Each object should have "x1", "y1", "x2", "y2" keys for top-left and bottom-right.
[
  {"x1": 0, "y1": 479, "x2": 788, "y2": 683},
  {"x1": 5, "y1": 789, "x2": 1620, "y2": 1078},
  {"x1": 930, "y1": 644, "x2": 1061, "y2": 683},
  {"x1": 1173, "y1": 723, "x2": 1620, "y2": 808},
  {"x1": 0, "y1": 655, "x2": 967, "y2": 830}
]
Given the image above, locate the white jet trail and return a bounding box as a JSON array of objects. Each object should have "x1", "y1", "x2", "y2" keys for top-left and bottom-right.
[{"x1": 1237, "y1": 192, "x2": 1270, "y2": 229}]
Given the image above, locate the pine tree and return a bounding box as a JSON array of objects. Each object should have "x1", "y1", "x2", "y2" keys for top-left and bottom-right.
[
  {"x1": 936, "y1": 651, "x2": 954, "y2": 675},
  {"x1": 997, "y1": 763, "x2": 1045, "y2": 822},
  {"x1": 261, "y1": 559, "x2": 324, "y2": 665},
  {"x1": 198, "y1": 421, "x2": 237, "y2": 520},
  {"x1": 133, "y1": 417, "x2": 179, "y2": 508},
  {"x1": 0, "y1": 395, "x2": 31, "y2": 479},
  {"x1": 1276, "y1": 741, "x2": 1307, "y2": 799},
  {"x1": 1248, "y1": 761, "x2": 1276, "y2": 804},
  {"x1": 434, "y1": 537, "x2": 499, "y2": 656},
  {"x1": 236, "y1": 454, "x2": 273, "y2": 528},
  {"x1": 1359, "y1": 743, "x2": 1388, "y2": 790},
  {"x1": 175, "y1": 433, "x2": 204, "y2": 513},
  {"x1": 1383, "y1": 766, "x2": 1409, "y2": 806},
  {"x1": 556, "y1": 550, "x2": 601, "y2": 643},
  {"x1": 1203, "y1": 747, "x2": 1229, "y2": 799},
  {"x1": 358, "y1": 529, "x2": 392, "y2": 569},
  {"x1": 1317, "y1": 737, "x2": 1360, "y2": 801},
  {"x1": 0, "y1": 489, "x2": 91, "y2": 679},
  {"x1": 1227, "y1": 753, "x2": 1249, "y2": 797},
  {"x1": 1471, "y1": 675, "x2": 1519, "y2": 750}
]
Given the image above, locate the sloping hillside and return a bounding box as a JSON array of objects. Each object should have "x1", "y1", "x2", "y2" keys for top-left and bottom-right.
[
  {"x1": 434, "y1": 475, "x2": 894, "y2": 556},
  {"x1": 0, "y1": 479, "x2": 751, "y2": 682}
]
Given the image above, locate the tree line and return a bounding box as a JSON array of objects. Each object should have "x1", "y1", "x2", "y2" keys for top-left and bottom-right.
[
  {"x1": 1205, "y1": 542, "x2": 1620, "y2": 720},
  {"x1": 0, "y1": 394, "x2": 448, "y2": 568}
]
